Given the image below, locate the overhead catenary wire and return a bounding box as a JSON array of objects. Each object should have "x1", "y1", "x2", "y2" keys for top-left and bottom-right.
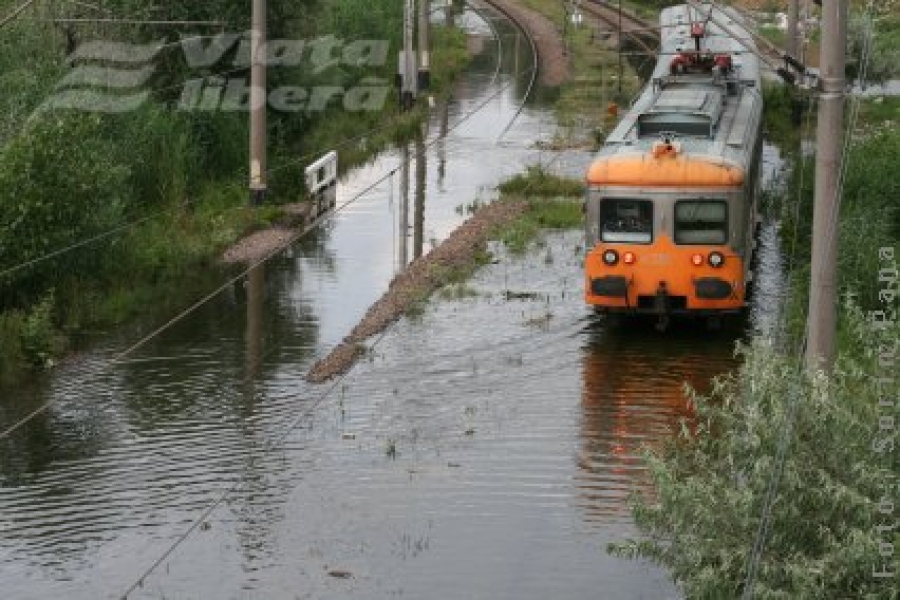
[
  {"x1": 0, "y1": 31, "x2": 421, "y2": 279},
  {"x1": 0, "y1": 0, "x2": 40, "y2": 29},
  {"x1": 0, "y1": 9, "x2": 528, "y2": 297},
  {"x1": 0, "y1": 61, "x2": 538, "y2": 445},
  {"x1": 117, "y1": 52, "x2": 548, "y2": 594},
  {"x1": 0, "y1": 168, "x2": 392, "y2": 443},
  {"x1": 121, "y1": 123, "x2": 562, "y2": 600}
]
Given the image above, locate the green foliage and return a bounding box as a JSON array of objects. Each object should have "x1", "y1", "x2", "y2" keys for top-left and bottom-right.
[
  {"x1": 321, "y1": 0, "x2": 403, "y2": 46},
  {"x1": 494, "y1": 196, "x2": 583, "y2": 254},
  {"x1": 615, "y1": 89, "x2": 900, "y2": 598},
  {"x1": 493, "y1": 168, "x2": 583, "y2": 253},
  {"x1": 847, "y1": 11, "x2": 900, "y2": 85},
  {"x1": 429, "y1": 27, "x2": 470, "y2": 93},
  {"x1": 761, "y1": 83, "x2": 812, "y2": 149},
  {"x1": 0, "y1": 309, "x2": 26, "y2": 382},
  {"x1": 781, "y1": 127, "x2": 900, "y2": 321},
  {"x1": 498, "y1": 166, "x2": 585, "y2": 197},
  {"x1": 858, "y1": 97, "x2": 900, "y2": 129},
  {"x1": 0, "y1": 112, "x2": 130, "y2": 306},
  {"x1": 612, "y1": 306, "x2": 900, "y2": 597},
  {"x1": 19, "y1": 292, "x2": 63, "y2": 368},
  {"x1": 0, "y1": 291, "x2": 64, "y2": 380},
  {"x1": 100, "y1": 105, "x2": 201, "y2": 209}
]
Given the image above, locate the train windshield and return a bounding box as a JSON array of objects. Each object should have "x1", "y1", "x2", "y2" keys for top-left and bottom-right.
[
  {"x1": 674, "y1": 200, "x2": 728, "y2": 244},
  {"x1": 600, "y1": 199, "x2": 653, "y2": 243}
]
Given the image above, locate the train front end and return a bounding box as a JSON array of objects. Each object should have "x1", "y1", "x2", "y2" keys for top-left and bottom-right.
[{"x1": 584, "y1": 145, "x2": 751, "y2": 319}]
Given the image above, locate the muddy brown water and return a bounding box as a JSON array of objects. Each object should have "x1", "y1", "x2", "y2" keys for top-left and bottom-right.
[{"x1": 0, "y1": 6, "x2": 786, "y2": 599}]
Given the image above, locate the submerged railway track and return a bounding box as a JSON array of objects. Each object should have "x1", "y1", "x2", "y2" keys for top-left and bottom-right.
[
  {"x1": 578, "y1": 1, "x2": 789, "y2": 79},
  {"x1": 0, "y1": 3, "x2": 790, "y2": 598}
]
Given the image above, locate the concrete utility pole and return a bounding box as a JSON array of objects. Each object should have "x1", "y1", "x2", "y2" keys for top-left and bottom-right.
[
  {"x1": 418, "y1": 0, "x2": 431, "y2": 89},
  {"x1": 617, "y1": 0, "x2": 623, "y2": 95},
  {"x1": 806, "y1": 0, "x2": 846, "y2": 371},
  {"x1": 400, "y1": 0, "x2": 417, "y2": 110},
  {"x1": 249, "y1": 0, "x2": 267, "y2": 205},
  {"x1": 786, "y1": 0, "x2": 800, "y2": 59}
]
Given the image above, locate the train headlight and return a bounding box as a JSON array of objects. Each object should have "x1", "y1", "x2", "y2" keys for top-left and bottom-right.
[
  {"x1": 623, "y1": 251, "x2": 636, "y2": 265},
  {"x1": 691, "y1": 253, "x2": 704, "y2": 267},
  {"x1": 708, "y1": 251, "x2": 725, "y2": 268},
  {"x1": 602, "y1": 249, "x2": 619, "y2": 266}
]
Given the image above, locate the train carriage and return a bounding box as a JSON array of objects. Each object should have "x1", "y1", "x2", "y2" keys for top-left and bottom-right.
[{"x1": 584, "y1": 2, "x2": 763, "y2": 324}]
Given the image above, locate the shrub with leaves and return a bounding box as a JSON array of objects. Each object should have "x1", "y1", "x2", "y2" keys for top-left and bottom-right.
[
  {"x1": 611, "y1": 304, "x2": 899, "y2": 598},
  {"x1": 0, "y1": 112, "x2": 129, "y2": 307}
]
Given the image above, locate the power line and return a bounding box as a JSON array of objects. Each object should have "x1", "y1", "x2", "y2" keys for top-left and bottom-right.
[
  {"x1": 0, "y1": 0, "x2": 40, "y2": 29},
  {"x1": 3, "y1": 51, "x2": 544, "y2": 597},
  {"x1": 0, "y1": 214, "x2": 155, "y2": 280},
  {"x1": 36, "y1": 18, "x2": 226, "y2": 26},
  {"x1": 121, "y1": 126, "x2": 560, "y2": 600},
  {"x1": 0, "y1": 168, "x2": 394, "y2": 443},
  {"x1": 0, "y1": 62, "x2": 537, "y2": 443}
]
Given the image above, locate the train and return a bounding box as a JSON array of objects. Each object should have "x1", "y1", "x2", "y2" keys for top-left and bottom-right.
[{"x1": 584, "y1": 2, "x2": 763, "y2": 326}]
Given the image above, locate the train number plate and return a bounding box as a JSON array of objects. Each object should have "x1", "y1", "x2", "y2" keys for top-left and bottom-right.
[{"x1": 644, "y1": 253, "x2": 672, "y2": 266}]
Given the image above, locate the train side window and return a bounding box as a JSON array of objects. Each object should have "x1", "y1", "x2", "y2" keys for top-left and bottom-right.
[
  {"x1": 600, "y1": 199, "x2": 653, "y2": 243},
  {"x1": 674, "y1": 200, "x2": 728, "y2": 244}
]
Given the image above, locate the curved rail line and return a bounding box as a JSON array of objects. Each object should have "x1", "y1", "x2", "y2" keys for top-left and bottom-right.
[{"x1": 476, "y1": 0, "x2": 540, "y2": 139}]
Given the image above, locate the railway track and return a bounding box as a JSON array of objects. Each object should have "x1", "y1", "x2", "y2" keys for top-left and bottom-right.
[
  {"x1": 578, "y1": 1, "x2": 790, "y2": 78},
  {"x1": 579, "y1": 0, "x2": 659, "y2": 55}
]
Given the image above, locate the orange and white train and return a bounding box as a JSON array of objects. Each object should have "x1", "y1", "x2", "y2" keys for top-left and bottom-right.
[{"x1": 584, "y1": 3, "x2": 763, "y2": 323}]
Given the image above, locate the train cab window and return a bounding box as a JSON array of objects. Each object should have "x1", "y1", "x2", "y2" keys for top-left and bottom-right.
[
  {"x1": 600, "y1": 199, "x2": 653, "y2": 243},
  {"x1": 674, "y1": 200, "x2": 728, "y2": 244}
]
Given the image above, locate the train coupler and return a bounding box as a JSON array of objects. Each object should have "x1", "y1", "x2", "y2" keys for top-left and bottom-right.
[{"x1": 654, "y1": 281, "x2": 670, "y2": 332}]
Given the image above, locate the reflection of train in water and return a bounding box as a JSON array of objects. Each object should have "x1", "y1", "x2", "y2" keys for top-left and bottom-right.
[{"x1": 584, "y1": 3, "x2": 763, "y2": 324}]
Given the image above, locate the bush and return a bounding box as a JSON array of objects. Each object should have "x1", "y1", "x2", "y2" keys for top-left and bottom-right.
[
  {"x1": 781, "y1": 127, "x2": 900, "y2": 320},
  {"x1": 19, "y1": 293, "x2": 64, "y2": 368},
  {"x1": 0, "y1": 112, "x2": 130, "y2": 307},
  {"x1": 612, "y1": 304, "x2": 900, "y2": 598}
]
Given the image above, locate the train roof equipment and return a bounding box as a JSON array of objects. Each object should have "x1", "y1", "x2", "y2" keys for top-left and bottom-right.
[{"x1": 588, "y1": 3, "x2": 763, "y2": 189}]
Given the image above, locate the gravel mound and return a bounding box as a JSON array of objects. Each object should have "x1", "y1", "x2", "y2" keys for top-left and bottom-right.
[{"x1": 306, "y1": 199, "x2": 528, "y2": 383}]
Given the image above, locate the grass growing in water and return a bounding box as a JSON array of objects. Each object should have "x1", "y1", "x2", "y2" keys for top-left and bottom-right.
[
  {"x1": 517, "y1": 0, "x2": 642, "y2": 145},
  {"x1": 498, "y1": 166, "x2": 584, "y2": 197},
  {"x1": 494, "y1": 167, "x2": 584, "y2": 254}
]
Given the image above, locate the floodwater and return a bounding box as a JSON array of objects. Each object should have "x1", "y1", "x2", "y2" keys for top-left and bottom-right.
[{"x1": 0, "y1": 5, "x2": 785, "y2": 600}]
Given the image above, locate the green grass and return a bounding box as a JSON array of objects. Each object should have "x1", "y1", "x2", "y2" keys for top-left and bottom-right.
[
  {"x1": 498, "y1": 165, "x2": 585, "y2": 197},
  {"x1": 493, "y1": 166, "x2": 584, "y2": 254},
  {"x1": 517, "y1": 0, "x2": 643, "y2": 145},
  {"x1": 270, "y1": 24, "x2": 469, "y2": 191},
  {"x1": 494, "y1": 196, "x2": 583, "y2": 253},
  {"x1": 0, "y1": 21, "x2": 472, "y2": 389},
  {"x1": 437, "y1": 282, "x2": 482, "y2": 300},
  {"x1": 857, "y1": 96, "x2": 900, "y2": 128},
  {"x1": 610, "y1": 58, "x2": 900, "y2": 596}
]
